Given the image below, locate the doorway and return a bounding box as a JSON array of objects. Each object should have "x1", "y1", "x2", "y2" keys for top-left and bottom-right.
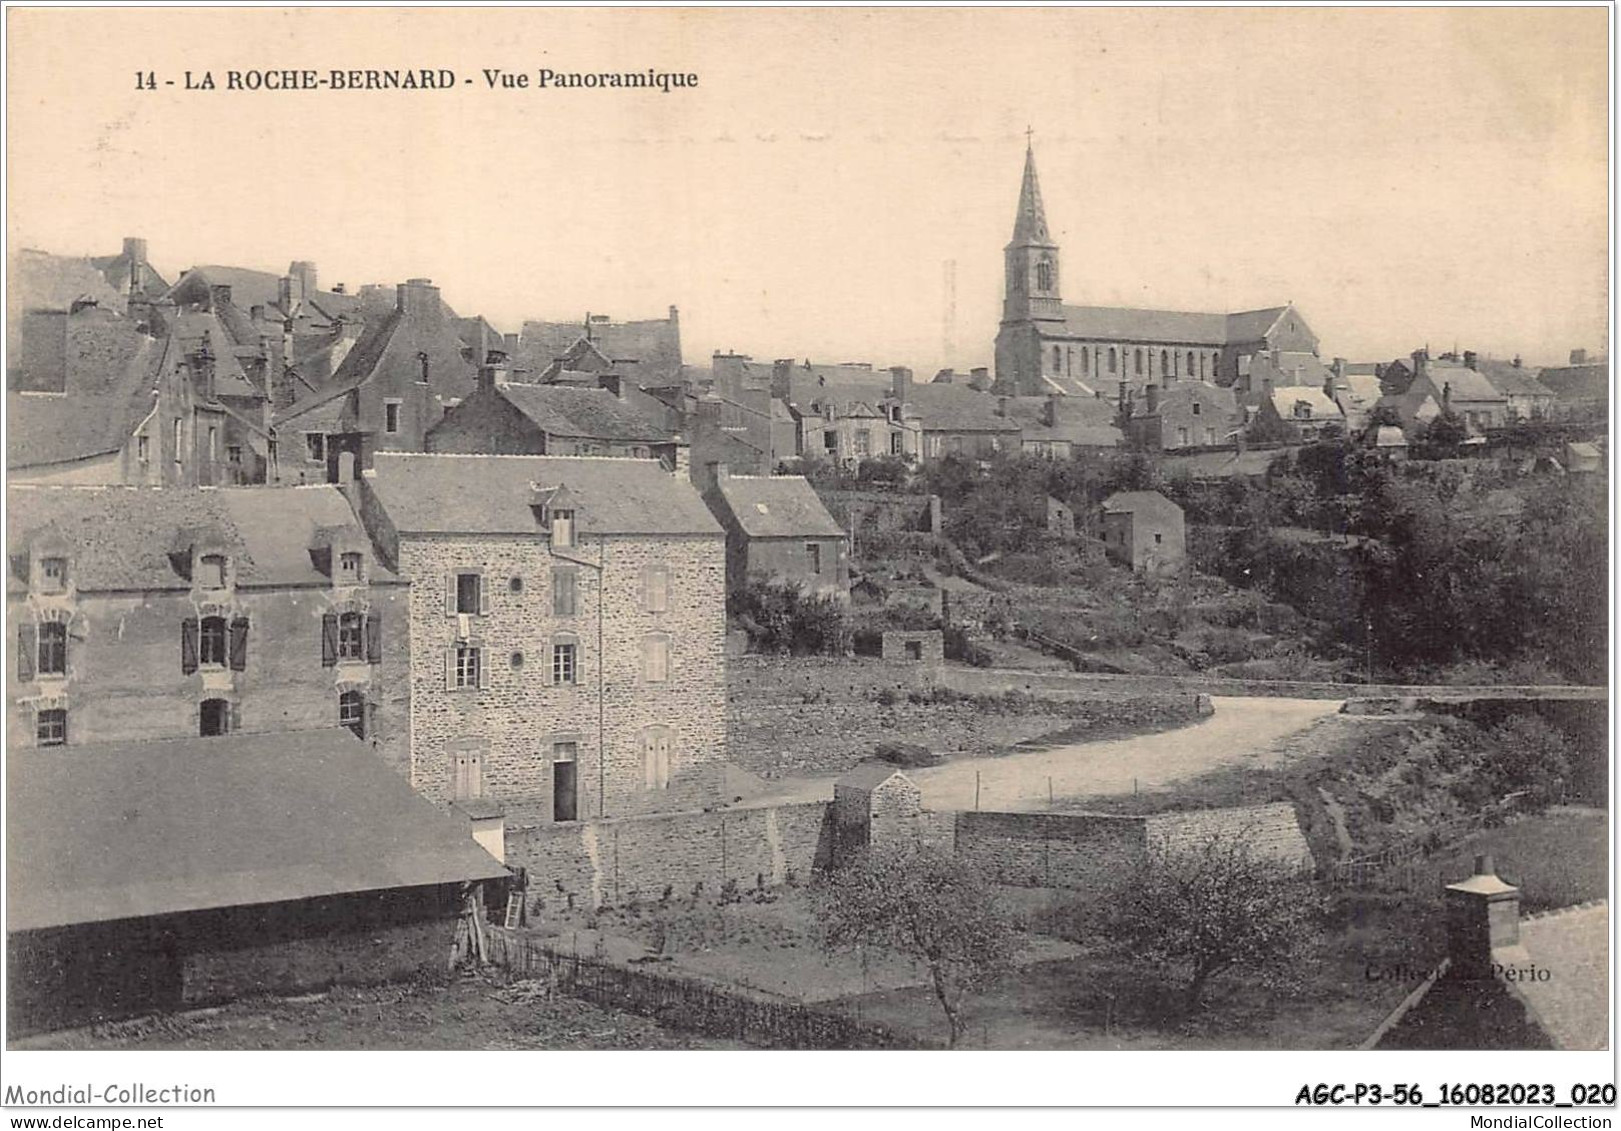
[
  {"x1": 552, "y1": 758, "x2": 578, "y2": 822},
  {"x1": 199, "y1": 698, "x2": 230, "y2": 737}
]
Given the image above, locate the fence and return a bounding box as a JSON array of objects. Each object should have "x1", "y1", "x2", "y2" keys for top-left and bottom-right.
[{"x1": 483, "y1": 926, "x2": 925, "y2": 1050}]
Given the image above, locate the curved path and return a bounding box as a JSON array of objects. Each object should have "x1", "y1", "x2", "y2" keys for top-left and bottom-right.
[{"x1": 737, "y1": 696, "x2": 1344, "y2": 812}]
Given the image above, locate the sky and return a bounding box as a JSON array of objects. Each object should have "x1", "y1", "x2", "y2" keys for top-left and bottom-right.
[{"x1": 6, "y1": 6, "x2": 1610, "y2": 372}]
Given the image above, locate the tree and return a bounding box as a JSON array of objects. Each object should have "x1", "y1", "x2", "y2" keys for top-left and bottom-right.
[
  {"x1": 1098, "y1": 831, "x2": 1326, "y2": 1013},
  {"x1": 817, "y1": 844, "x2": 1014, "y2": 1046}
]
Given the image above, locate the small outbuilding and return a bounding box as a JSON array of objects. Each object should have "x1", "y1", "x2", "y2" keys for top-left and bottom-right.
[
  {"x1": 880, "y1": 629, "x2": 944, "y2": 665},
  {"x1": 701, "y1": 464, "x2": 850, "y2": 602},
  {"x1": 6, "y1": 728, "x2": 510, "y2": 1035},
  {"x1": 832, "y1": 761, "x2": 924, "y2": 860},
  {"x1": 1100, "y1": 490, "x2": 1186, "y2": 573}
]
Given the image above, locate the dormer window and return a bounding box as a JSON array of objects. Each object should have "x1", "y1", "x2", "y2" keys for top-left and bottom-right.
[
  {"x1": 551, "y1": 509, "x2": 575, "y2": 548},
  {"x1": 38, "y1": 557, "x2": 67, "y2": 593},
  {"x1": 339, "y1": 551, "x2": 363, "y2": 581},
  {"x1": 198, "y1": 554, "x2": 228, "y2": 589}
]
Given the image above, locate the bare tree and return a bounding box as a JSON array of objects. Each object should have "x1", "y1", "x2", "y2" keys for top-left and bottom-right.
[
  {"x1": 1101, "y1": 830, "x2": 1325, "y2": 1013},
  {"x1": 817, "y1": 844, "x2": 1013, "y2": 1047}
]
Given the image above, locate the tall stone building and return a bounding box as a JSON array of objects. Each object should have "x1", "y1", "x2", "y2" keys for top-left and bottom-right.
[
  {"x1": 350, "y1": 453, "x2": 727, "y2": 829},
  {"x1": 993, "y1": 143, "x2": 1320, "y2": 396}
]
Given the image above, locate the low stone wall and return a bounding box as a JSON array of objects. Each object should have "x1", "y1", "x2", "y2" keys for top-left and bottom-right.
[
  {"x1": 950, "y1": 802, "x2": 1311, "y2": 892},
  {"x1": 506, "y1": 801, "x2": 835, "y2": 910},
  {"x1": 818, "y1": 489, "x2": 940, "y2": 535}
]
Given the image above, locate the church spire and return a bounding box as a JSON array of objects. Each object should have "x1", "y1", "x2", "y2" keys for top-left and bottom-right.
[{"x1": 1010, "y1": 134, "x2": 1054, "y2": 247}]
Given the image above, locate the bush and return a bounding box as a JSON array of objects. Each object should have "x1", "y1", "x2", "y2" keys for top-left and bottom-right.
[{"x1": 729, "y1": 577, "x2": 851, "y2": 656}]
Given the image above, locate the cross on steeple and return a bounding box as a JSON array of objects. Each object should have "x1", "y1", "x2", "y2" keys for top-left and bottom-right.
[{"x1": 1025, "y1": 125, "x2": 1034, "y2": 147}]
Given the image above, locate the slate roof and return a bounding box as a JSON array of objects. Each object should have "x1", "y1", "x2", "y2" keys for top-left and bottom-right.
[
  {"x1": 835, "y1": 761, "x2": 913, "y2": 792},
  {"x1": 5, "y1": 484, "x2": 391, "y2": 590},
  {"x1": 1427, "y1": 363, "x2": 1505, "y2": 404},
  {"x1": 1475, "y1": 361, "x2": 1554, "y2": 399},
  {"x1": 7, "y1": 332, "x2": 169, "y2": 469},
  {"x1": 170, "y1": 311, "x2": 262, "y2": 399},
  {"x1": 1043, "y1": 304, "x2": 1295, "y2": 348},
  {"x1": 1102, "y1": 490, "x2": 1182, "y2": 517},
  {"x1": 365, "y1": 453, "x2": 722, "y2": 538},
  {"x1": 516, "y1": 313, "x2": 683, "y2": 383},
  {"x1": 8, "y1": 306, "x2": 153, "y2": 397},
  {"x1": 492, "y1": 384, "x2": 675, "y2": 443},
  {"x1": 1537, "y1": 363, "x2": 1608, "y2": 403},
  {"x1": 1249, "y1": 350, "x2": 1332, "y2": 389},
  {"x1": 1268, "y1": 386, "x2": 1342, "y2": 421},
  {"x1": 715, "y1": 474, "x2": 845, "y2": 539},
  {"x1": 898, "y1": 384, "x2": 1020, "y2": 433},
  {"x1": 9, "y1": 249, "x2": 128, "y2": 316},
  {"x1": 999, "y1": 395, "x2": 1122, "y2": 448},
  {"x1": 169, "y1": 266, "x2": 361, "y2": 324},
  {"x1": 6, "y1": 728, "x2": 508, "y2": 933}
]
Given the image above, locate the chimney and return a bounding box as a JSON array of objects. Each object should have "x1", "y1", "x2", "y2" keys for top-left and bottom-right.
[
  {"x1": 190, "y1": 335, "x2": 217, "y2": 402},
  {"x1": 397, "y1": 278, "x2": 440, "y2": 319},
  {"x1": 1512, "y1": 354, "x2": 1523, "y2": 369},
  {"x1": 668, "y1": 304, "x2": 679, "y2": 325},
  {"x1": 889, "y1": 366, "x2": 913, "y2": 403},
  {"x1": 476, "y1": 353, "x2": 500, "y2": 394},
  {"x1": 770, "y1": 359, "x2": 795, "y2": 400},
  {"x1": 1442, "y1": 381, "x2": 1452, "y2": 410},
  {"x1": 1042, "y1": 393, "x2": 1060, "y2": 427},
  {"x1": 1464, "y1": 350, "x2": 1478, "y2": 371},
  {"x1": 289, "y1": 261, "x2": 318, "y2": 296},
  {"x1": 122, "y1": 237, "x2": 148, "y2": 269},
  {"x1": 331, "y1": 283, "x2": 347, "y2": 295},
  {"x1": 968, "y1": 367, "x2": 991, "y2": 392},
  {"x1": 1332, "y1": 357, "x2": 1346, "y2": 380},
  {"x1": 996, "y1": 396, "x2": 1008, "y2": 418},
  {"x1": 1145, "y1": 385, "x2": 1159, "y2": 415},
  {"x1": 1445, "y1": 854, "x2": 1520, "y2": 976},
  {"x1": 1411, "y1": 348, "x2": 1429, "y2": 379},
  {"x1": 208, "y1": 283, "x2": 232, "y2": 312}
]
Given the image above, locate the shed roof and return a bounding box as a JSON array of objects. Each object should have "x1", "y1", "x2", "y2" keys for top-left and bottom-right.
[
  {"x1": 835, "y1": 761, "x2": 914, "y2": 792},
  {"x1": 365, "y1": 452, "x2": 721, "y2": 537},
  {"x1": 715, "y1": 474, "x2": 845, "y2": 539},
  {"x1": 6, "y1": 728, "x2": 508, "y2": 933},
  {"x1": 1102, "y1": 490, "x2": 1183, "y2": 517}
]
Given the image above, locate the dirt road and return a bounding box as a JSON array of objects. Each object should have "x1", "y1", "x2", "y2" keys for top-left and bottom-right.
[{"x1": 738, "y1": 696, "x2": 1344, "y2": 811}]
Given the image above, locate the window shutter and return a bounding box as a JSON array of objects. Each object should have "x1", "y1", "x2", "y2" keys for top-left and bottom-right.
[
  {"x1": 228, "y1": 616, "x2": 249, "y2": 671},
  {"x1": 445, "y1": 647, "x2": 455, "y2": 690},
  {"x1": 17, "y1": 623, "x2": 35, "y2": 682},
  {"x1": 365, "y1": 612, "x2": 382, "y2": 664},
  {"x1": 321, "y1": 613, "x2": 338, "y2": 667},
  {"x1": 180, "y1": 617, "x2": 199, "y2": 675},
  {"x1": 640, "y1": 567, "x2": 651, "y2": 611},
  {"x1": 444, "y1": 570, "x2": 457, "y2": 616},
  {"x1": 364, "y1": 699, "x2": 377, "y2": 742},
  {"x1": 476, "y1": 647, "x2": 490, "y2": 690},
  {"x1": 229, "y1": 702, "x2": 242, "y2": 732},
  {"x1": 478, "y1": 573, "x2": 490, "y2": 616}
]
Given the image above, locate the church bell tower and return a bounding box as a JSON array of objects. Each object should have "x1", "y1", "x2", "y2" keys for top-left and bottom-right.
[{"x1": 1002, "y1": 138, "x2": 1063, "y2": 325}]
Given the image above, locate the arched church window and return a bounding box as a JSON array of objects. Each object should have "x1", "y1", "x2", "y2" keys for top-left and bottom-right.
[
  {"x1": 1053, "y1": 345, "x2": 1062, "y2": 372},
  {"x1": 1188, "y1": 351, "x2": 1196, "y2": 375},
  {"x1": 1081, "y1": 348, "x2": 1090, "y2": 376},
  {"x1": 1036, "y1": 261, "x2": 1052, "y2": 291},
  {"x1": 1108, "y1": 348, "x2": 1117, "y2": 374},
  {"x1": 1135, "y1": 349, "x2": 1144, "y2": 376},
  {"x1": 1009, "y1": 265, "x2": 1023, "y2": 293},
  {"x1": 1160, "y1": 350, "x2": 1169, "y2": 376}
]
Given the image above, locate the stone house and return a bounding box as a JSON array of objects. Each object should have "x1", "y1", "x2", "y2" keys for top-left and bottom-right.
[
  {"x1": 832, "y1": 761, "x2": 924, "y2": 858},
  {"x1": 425, "y1": 372, "x2": 680, "y2": 464},
  {"x1": 6, "y1": 484, "x2": 411, "y2": 776},
  {"x1": 999, "y1": 393, "x2": 1123, "y2": 458},
  {"x1": 993, "y1": 143, "x2": 1318, "y2": 397},
  {"x1": 515, "y1": 308, "x2": 685, "y2": 389},
  {"x1": 883, "y1": 374, "x2": 1021, "y2": 461},
  {"x1": 350, "y1": 452, "x2": 727, "y2": 829},
  {"x1": 1100, "y1": 490, "x2": 1186, "y2": 573},
  {"x1": 1239, "y1": 382, "x2": 1345, "y2": 443},
  {"x1": 5, "y1": 728, "x2": 507, "y2": 1036},
  {"x1": 1476, "y1": 359, "x2": 1556, "y2": 420},
  {"x1": 700, "y1": 464, "x2": 849, "y2": 602},
  {"x1": 1126, "y1": 381, "x2": 1242, "y2": 451},
  {"x1": 1395, "y1": 352, "x2": 1509, "y2": 436},
  {"x1": 273, "y1": 278, "x2": 477, "y2": 480}
]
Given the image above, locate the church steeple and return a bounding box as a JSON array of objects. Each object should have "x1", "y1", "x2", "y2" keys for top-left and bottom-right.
[{"x1": 1002, "y1": 135, "x2": 1062, "y2": 325}]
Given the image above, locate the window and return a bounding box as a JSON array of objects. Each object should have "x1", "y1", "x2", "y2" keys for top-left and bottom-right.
[
  {"x1": 137, "y1": 434, "x2": 150, "y2": 463},
  {"x1": 1177, "y1": 427, "x2": 1189, "y2": 447},
  {"x1": 553, "y1": 569, "x2": 577, "y2": 616},
  {"x1": 36, "y1": 708, "x2": 66, "y2": 747},
  {"x1": 643, "y1": 635, "x2": 670, "y2": 683},
  {"x1": 1052, "y1": 345, "x2": 1062, "y2": 372},
  {"x1": 384, "y1": 400, "x2": 401, "y2": 434},
  {"x1": 1192, "y1": 402, "x2": 1202, "y2": 416},
  {"x1": 823, "y1": 431, "x2": 837, "y2": 452},
  {"x1": 1155, "y1": 533, "x2": 1163, "y2": 545},
  {"x1": 1108, "y1": 348, "x2": 1118, "y2": 374},
  {"x1": 644, "y1": 566, "x2": 668, "y2": 613},
  {"x1": 338, "y1": 612, "x2": 364, "y2": 661},
  {"x1": 454, "y1": 643, "x2": 481, "y2": 689},
  {"x1": 552, "y1": 743, "x2": 578, "y2": 822},
  {"x1": 1135, "y1": 349, "x2": 1144, "y2": 376},
  {"x1": 509, "y1": 576, "x2": 524, "y2": 594},
  {"x1": 456, "y1": 572, "x2": 481, "y2": 614},
  {"x1": 199, "y1": 615, "x2": 227, "y2": 666},
  {"x1": 339, "y1": 690, "x2": 365, "y2": 739},
  {"x1": 37, "y1": 622, "x2": 66, "y2": 676},
  {"x1": 305, "y1": 432, "x2": 324, "y2": 463},
  {"x1": 198, "y1": 554, "x2": 227, "y2": 589},
  {"x1": 1036, "y1": 261, "x2": 1052, "y2": 291},
  {"x1": 552, "y1": 642, "x2": 577, "y2": 686},
  {"x1": 39, "y1": 557, "x2": 67, "y2": 592},
  {"x1": 855, "y1": 429, "x2": 871, "y2": 455},
  {"x1": 807, "y1": 543, "x2": 823, "y2": 575},
  {"x1": 1188, "y1": 351, "x2": 1196, "y2": 374},
  {"x1": 890, "y1": 432, "x2": 903, "y2": 455},
  {"x1": 551, "y1": 508, "x2": 575, "y2": 548},
  {"x1": 1160, "y1": 350, "x2": 1169, "y2": 375},
  {"x1": 207, "y1": 426, "x2": 218, "y2": 464},
  {"x1": 1081, "y1": 348, "x2": 1090, "y2": 376},
  {"x1": 642, "y1": 726, "x2": 672, "y2": 790},
  {"x1": 227, "y1": 444, "x2": 242, "y2": 466},
  {"x1": 173, "y1": 418, "x2": 184, "y2": 464},
  {"x1": 1205, "y1": 427, "x2": 1217, "y2": 445},
  {"x1": 339, "y1": 551, "x2": 362, "y2": 580}
]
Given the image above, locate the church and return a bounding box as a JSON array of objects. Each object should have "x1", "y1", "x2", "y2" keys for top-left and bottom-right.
[{"x1": 993, "y1": 142, "x2": 1320, "y2": 397}]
